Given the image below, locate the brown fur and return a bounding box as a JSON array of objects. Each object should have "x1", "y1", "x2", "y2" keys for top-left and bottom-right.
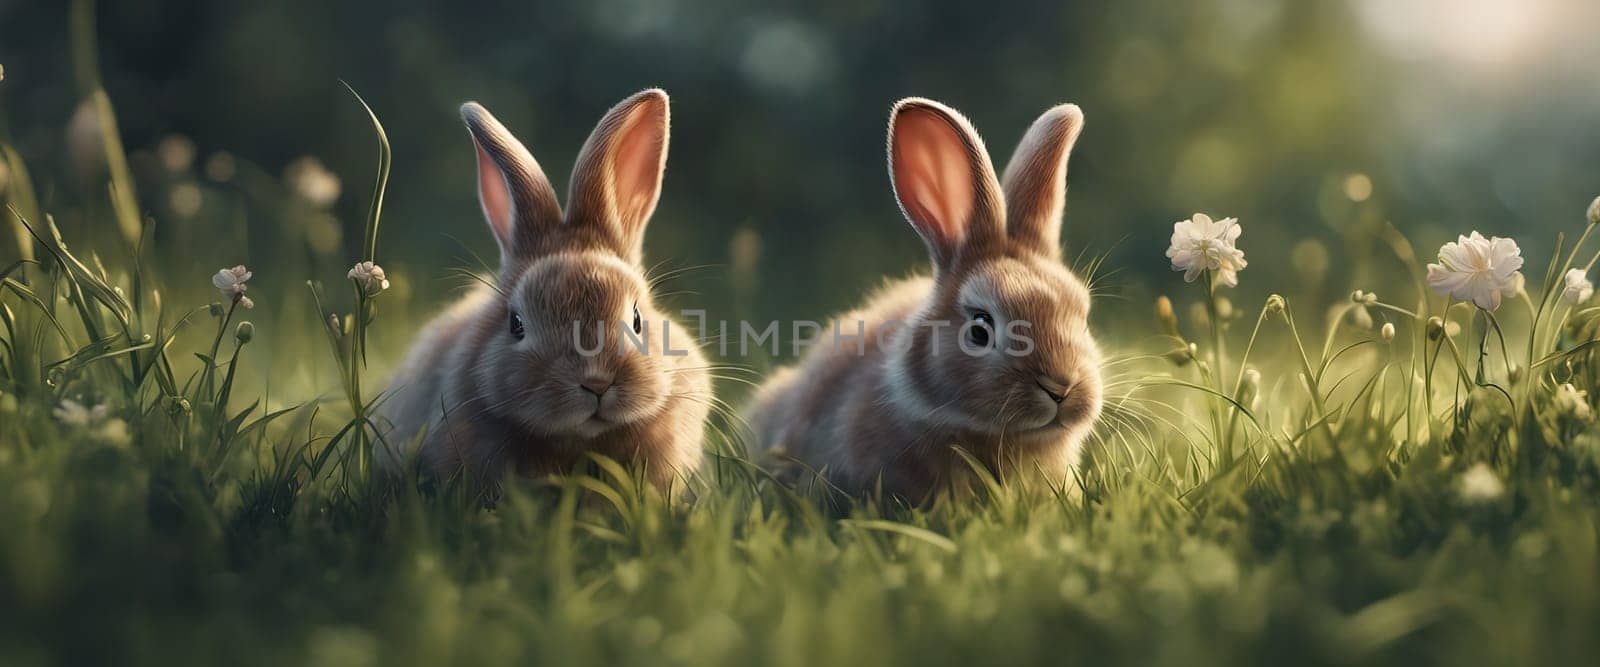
[
  {"x1": 746, "y1": 98, "x2": 1100, "y2": 501},
  {"x1": 376, "y1": 90, "x2": 709, "y2": 494}
]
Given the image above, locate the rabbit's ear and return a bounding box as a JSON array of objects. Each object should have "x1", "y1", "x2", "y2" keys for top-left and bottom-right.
[
  {"x1": 888, "y1": 98, "x2": 1005, "y2": 272},
  {"x1": 565, "y1": 89, "x2": 670, "y2": 262},
  {"x1": 461, "y1": 102, "x2": 562, "y2": 263},
  {"x1": 1000, "y1": 103, "x2": 1083, "y2": 260}
]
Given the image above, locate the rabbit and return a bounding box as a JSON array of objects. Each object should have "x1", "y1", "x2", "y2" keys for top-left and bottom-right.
[
  {"x1": 374, "y1": 89, "x2": 711, "y2": 494},
  {"x1": 745, "y1": 97, "x2": 1102, "y2": 501}
]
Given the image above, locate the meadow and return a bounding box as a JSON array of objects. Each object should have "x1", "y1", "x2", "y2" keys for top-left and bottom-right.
[{"x1": 7, "y1": 19, "x2": 1600, "y2": 667}]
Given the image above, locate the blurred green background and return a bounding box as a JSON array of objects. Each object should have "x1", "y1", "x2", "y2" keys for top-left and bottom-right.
[{"x1": 3, "y1": 0, "x2": 1600, "y2": 390}]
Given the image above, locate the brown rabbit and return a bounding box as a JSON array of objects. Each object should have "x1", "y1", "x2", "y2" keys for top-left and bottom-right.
[
  {"x1": 746, "y1": 97, "x2": 1102, "y2": 500},
  {"x1": 375, "y1": 89, "x2": 710, "y2": 493}
]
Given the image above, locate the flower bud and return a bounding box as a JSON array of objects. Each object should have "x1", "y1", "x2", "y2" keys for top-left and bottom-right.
[
  {"x1": 1350, "y1": 290, "x2": 1365, "y2": 303},
  {"x1": 1381, "y1": 322, "x2": 1395, "y2": 342},
  {"x1": 1239, "y1": 368, "x2": 1261, "y2": 407},
  {"x1": 1508, "y1": 363, "x2": 1523, "y2": 384},
  {"x1": 328, "y1": 313, "x2": 343, "y2": 337},
  {"x1": 1348, "y1": 305, "x2": 1374, "y2": 330},
  {"x1": 348, "y1": 260, "x2": 391, "y2": 297},
  {"x1": 1426, "y1": 317, "x2": 1444, "y2": 340},
  {"x1": 1264, "y1": 294, "x2": 1285, "y2": 315},
  {"x1": 1155, "y1": 296, "x2": 1179, "y2": 336},
  {"x1": 1215, "y1": 296, "x2": 1234, "y2": 321},
  {"x1": 235, "y1": 321, "x2": 254, "y2": 343},
  {"x1": 1588, "y1": 195, "x2": 1600, "y2": 226},
  {"x1": 209, "y1": 302, "x2": 226, "y2": 317},
  {"x1": 1363, "y1": 292, "x2": 1378, "y2": 306}
]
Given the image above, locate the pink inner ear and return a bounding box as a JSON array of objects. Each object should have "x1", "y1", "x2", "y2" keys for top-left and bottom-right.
[
  {"x1": 609, "y1": 101, "x2": 667, "y2": 229},
  {"x1": 473, "y1": 137, "x2": 515, "y2": 250},
  {"x1": 892, "y1": 110, "x2": 976, "y2": 252}
]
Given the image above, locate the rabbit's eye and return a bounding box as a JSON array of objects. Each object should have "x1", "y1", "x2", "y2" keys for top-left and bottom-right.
[
  {"x1": 632, "y1": 305, "x2": 643, "y2": 335},
  {"x1": 509, "y1": 311, "x2": 525, "y2": 340},
  {"x1": 968, "y1": 311, "x2": 994, "y2": 348}
]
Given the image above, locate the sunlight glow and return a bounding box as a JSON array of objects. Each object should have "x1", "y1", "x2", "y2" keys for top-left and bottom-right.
[{"x1": 1356, "y1": 0, "x2": 1561, "y2": 69}]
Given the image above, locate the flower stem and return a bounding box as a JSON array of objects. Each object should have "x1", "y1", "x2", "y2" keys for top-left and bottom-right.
[
  {"x1": 1204, "y1": 271, "x2": 1232, "y2": 465},
  {"x1": 200, "y1": 298, "x2": 237, "y2": 399}
]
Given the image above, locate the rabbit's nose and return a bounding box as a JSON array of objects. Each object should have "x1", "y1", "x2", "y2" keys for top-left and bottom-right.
[
  {"x1": 580, "y1": 376, "x2": 614, "y2": 398},
  {"x1": 1036, "y1": 377, "x2": 1071, "y2": 403}
]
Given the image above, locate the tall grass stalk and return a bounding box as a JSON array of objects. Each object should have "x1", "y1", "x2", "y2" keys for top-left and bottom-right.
[
  {"x1": 70, "y1": 0, "x2": 142, "y2": 247},
  {"x1": 306, "y1": 84, "x2": 394, "y2": 484}
]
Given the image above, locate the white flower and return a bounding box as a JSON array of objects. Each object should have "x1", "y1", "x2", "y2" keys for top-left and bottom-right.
[
  {"x1": 1562, "y1": 269, "x2": 1593, "y2": 306},
  {"x1": 1381, "y1": 322, "x2": 1395, "y2": 342},
  {"x1": 1166, "y1": 213, "x2": 1247, "y2": 287},
  {"x1": 1555, "y1": 383, "x2": 1591, "y2": 421},
  {"x1": 1588, "y1": 195, "x2": 1600, "y2": 225},
  {"x1": 212, "y1": 265, "x2": 252, "y2": 301},
  {"x1": 53, "y1": 399, "x2": 130, "y2": 447},
  {"x1": 347, "y1": 261, "x2": 391, "y2": 296},
  {"x1": 238, "y1": 295, "x2": 255, "y2": 310},
  {"x1": 1425, "y1": 232, "x2": 1524, "y2": 311},
  {"x1": 53, "y1": 399, "x2": 106, "y2": 426},
  {"x1": 1457, "y1": 462, "x2": 1504, "y2": 503},
  {"x1": 285, "y1": 156, "x2": 341, "y2": 208}
]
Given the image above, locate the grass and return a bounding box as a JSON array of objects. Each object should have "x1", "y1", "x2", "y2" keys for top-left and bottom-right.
[{"x1": 7, "y1": 36, "x2": 1600, "y2": 667}]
